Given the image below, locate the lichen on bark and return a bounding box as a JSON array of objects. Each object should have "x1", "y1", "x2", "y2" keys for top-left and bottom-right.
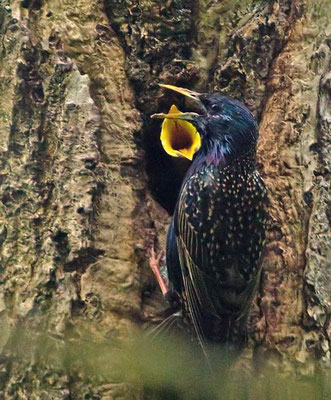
[{"x1": 0, "y1": 0, "x2": 330, "y2": 398}]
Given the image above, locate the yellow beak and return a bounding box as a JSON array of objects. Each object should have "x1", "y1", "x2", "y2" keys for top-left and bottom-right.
[
  {"x1": 158, "y1": 84, "x2": 202, "y2": 102},
  {"x1": 159, "y1": 105, "x2": 201, "y2": 161}
]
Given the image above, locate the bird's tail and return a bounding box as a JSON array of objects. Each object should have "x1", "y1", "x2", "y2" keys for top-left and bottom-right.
[{"x1": 147, "y1": 311, "x2": 182, "y2": 340}]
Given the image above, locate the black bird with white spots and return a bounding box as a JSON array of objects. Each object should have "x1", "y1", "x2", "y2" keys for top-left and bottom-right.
[{"x1": 151, "y1": 85, "x2": 268, "y2": 347}]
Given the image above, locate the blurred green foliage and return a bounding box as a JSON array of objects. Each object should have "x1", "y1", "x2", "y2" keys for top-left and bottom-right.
[{"x1": 1, "y1": 325, "x2": 330, "y2": 399}]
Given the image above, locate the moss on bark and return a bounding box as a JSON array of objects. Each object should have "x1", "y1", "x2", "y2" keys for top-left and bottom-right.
[{"x1": 0, "y1": 0, "x2": 330, "y2": 398}]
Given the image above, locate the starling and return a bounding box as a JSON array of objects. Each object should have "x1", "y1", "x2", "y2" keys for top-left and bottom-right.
[{"x1": 150, "y1": 84, "x2": 268, "y2": 347}]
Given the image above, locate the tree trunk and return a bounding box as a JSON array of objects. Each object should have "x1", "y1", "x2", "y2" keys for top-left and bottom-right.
[{"x1": 0, "y1": 0, "x2": 330, "y2": 398}]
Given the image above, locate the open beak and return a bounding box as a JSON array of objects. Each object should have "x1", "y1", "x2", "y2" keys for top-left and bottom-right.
[
  {"x1": 150, "y1": 84, "x2": 206, "y2": 160},
  {"x1": 152, "y1": 104, "x2": 201, "y2": 161}
]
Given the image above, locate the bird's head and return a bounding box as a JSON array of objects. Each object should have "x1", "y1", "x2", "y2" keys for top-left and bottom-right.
[{"x1": 152, "y1": 84, "x2": 258, "y2": 161}]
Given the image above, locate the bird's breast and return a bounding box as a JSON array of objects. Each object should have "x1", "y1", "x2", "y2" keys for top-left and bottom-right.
[{"x1": 181, "y1": 161, "x2": 268, "y2": 280}]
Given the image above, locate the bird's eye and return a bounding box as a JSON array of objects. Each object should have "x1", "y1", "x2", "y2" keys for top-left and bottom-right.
[{"x1": 211, "y1": 104, "x2": 221, "y2": 112}]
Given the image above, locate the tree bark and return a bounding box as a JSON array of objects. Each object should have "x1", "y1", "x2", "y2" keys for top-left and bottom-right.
[{"x1": 0, "y1": 0, "x2": 330, "y2": 398}]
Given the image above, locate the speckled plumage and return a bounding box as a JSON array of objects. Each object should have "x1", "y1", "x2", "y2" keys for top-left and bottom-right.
[{"x1": 165, "y1": 94, "x2": 268, "y2": 345}]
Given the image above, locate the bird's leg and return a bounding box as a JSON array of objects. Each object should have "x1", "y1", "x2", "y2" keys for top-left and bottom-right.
[
  {"x1": 149, "y1": 246, "x2": 168, "y2": 296},
  {"x1": 149, "y1": 246, "x2": 182, "y2": 312}
]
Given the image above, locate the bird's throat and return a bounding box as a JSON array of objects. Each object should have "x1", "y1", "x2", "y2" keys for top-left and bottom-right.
[{"x1": 188, "y1": 145, "x2": 257, "y2": 181}]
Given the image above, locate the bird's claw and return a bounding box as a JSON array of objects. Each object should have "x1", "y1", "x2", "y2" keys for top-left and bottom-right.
[
  {"x1": 149, "y1": 246, "x2": 168, "y2": 297},
  {"x1": 150, "y1": 247, "x2": 164, "y2": 270}
]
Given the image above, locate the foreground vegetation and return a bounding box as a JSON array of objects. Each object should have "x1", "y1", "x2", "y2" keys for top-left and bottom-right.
[{"x1": 1, "y1": 325, "x2": 329, "y2": 399}]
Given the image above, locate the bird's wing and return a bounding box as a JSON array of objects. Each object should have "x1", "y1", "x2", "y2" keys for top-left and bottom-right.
[
  {"x1": 175, "y1": 188, "x2": 220, "y2": 345},
  {"x1": 166, "y1": 219, "x2": 183, "y2": 294},
  {"x1": 174, "y1": 182, "x2": 264, "y2": 341}
]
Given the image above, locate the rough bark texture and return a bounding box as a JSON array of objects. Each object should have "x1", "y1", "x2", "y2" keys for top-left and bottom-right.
[{"x1": 0, "y1": 0, "x2": 330, "y2": 398}]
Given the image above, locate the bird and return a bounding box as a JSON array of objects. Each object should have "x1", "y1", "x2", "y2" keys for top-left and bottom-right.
[{"x1": 150, "y1": 84, "x2": 268, "y2": 350}]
